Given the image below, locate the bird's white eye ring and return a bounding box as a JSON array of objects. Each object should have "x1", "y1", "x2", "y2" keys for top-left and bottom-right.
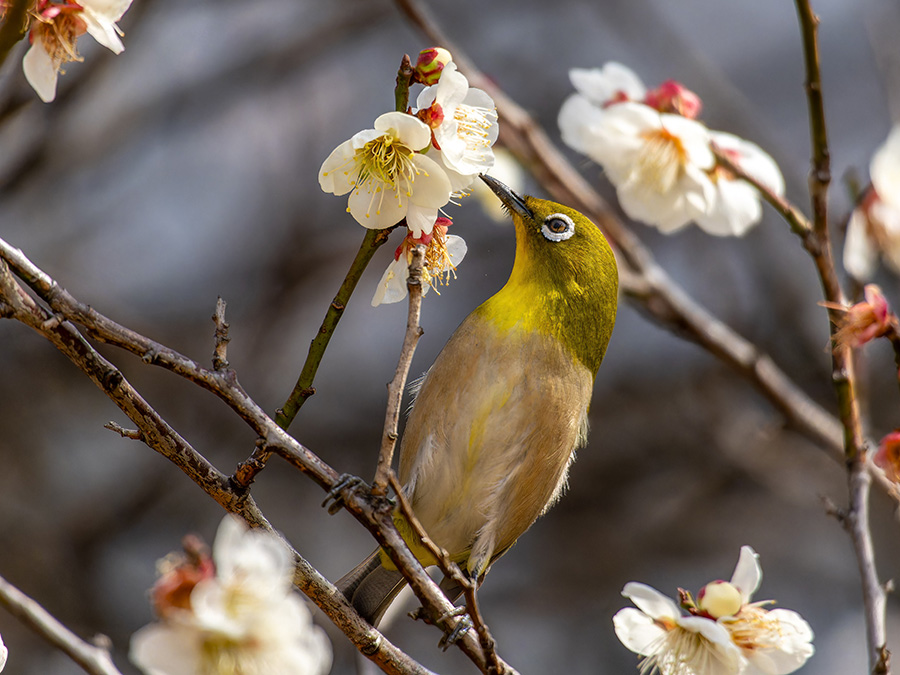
[{"x1": 541, "y1": 213, "x2": 575, "y2": 242}]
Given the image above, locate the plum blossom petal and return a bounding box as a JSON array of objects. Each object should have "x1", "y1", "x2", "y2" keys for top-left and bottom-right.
[
  {"x1": 729, "y1": 546, "x2": 762, "y2": 605},
  {"x1": 416, "y1": 62, "x2": 498, "y2": 188},
  {"x1": 319, "y1": 112, "x2": 452, "y2": 233},
  {"x1": 568, "y1": 62, "x2": 647, "y2": 106},
  {"x1": 22, "y1": 41, "x2": 59, "y2": 103}
]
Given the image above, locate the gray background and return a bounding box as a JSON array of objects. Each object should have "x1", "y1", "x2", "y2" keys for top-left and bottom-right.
[{"x1": 1, "y1": 0, "x2": 899, "y2": 672}]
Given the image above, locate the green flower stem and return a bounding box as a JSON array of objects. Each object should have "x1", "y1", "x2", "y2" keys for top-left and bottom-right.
[
  {"x1": 275, "y1": 227, "x2": 393, "y2": 430},
  {"x1": 0, "y1": 0, "x2": 29, "y2": 71}
]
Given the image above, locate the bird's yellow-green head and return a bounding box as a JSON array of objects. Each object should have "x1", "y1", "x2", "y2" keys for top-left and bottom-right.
[{"x1": 476, "y1": 175, "x2": 618, "y2": 376}]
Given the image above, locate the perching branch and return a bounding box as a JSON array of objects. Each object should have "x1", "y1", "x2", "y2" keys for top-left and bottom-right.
[
  {"x1": 388, "y1": 473, "x2": 505, "y2": 675},
  {"x1": 373, "y1": 244, "x2": 426, "y2": 496},
  {"x1": 0, "y1": 239, "x2": 514, "y2": 675},
  {"x1": 0, "y1": 573, "x2": 123, "y2": 675}
]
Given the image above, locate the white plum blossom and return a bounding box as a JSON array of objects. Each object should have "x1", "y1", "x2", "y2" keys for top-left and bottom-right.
[
  {"x1": 319, "y1": 111, "x2": 452, "y2": 236},
  {"x1": 559, "y1": 63, "x2": 782, "y2": 236},
  {"x1": 569, "y1": 101, "x2": 716, "y2": 232},
  {"x1": 23, "y1": 0, "x2": 133, "y2": 103},
  {"x1": 415, "y1": 61, "x2": 499, "y2": 192},
  {"x1": 0, "y1": 632, "x2": 6, "y2": 672},
  {"x1": 700, "y1": 132, "x2": 785, "y2": 237},
  {"x1": 844, "y1": 124, "x2": 900, "y2": 280},
  {"x1": 372, "y1": 217, "x2": 466, "y2": 306},
  {"x1": 614, "y1": 582, "x2": 746, "y2": 675},
  {"x1": 130, "y1": 516, "x2": 332, "y2": 675},
  {"x1": 614, "y1": 546, "x2": 814, "y2": 675}
]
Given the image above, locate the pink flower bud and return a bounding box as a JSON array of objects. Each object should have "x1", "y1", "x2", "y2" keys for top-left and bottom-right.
[
  {"x1": 874, "y1": 430, "x2": 900, "y2": 483},
  {"x1": 832, "y1": 284, "x2": 896, "y2": 350},
  {"x1": 644, "y1": 80, "x2": 703, "y2": 119},
  {"x1": 150, "y1": 535, "x2": 215, "y2": 618},
  {"x1": 415, "y1": 47, "x2": 453, "y2": 85}
]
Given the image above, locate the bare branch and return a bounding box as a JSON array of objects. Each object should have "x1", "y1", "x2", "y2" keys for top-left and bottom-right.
[
  {"x1": 212, "y1": 296, "x2": 230, "y2": 371},
  {"x1": 373, "y1": 244, "x2": 426, "y2": 496},
  {"x1": 0, "y1": 573, "x2": 123, "y2": 675}
]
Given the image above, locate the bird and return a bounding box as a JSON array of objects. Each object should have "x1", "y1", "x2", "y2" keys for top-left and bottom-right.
[{"x1": 339, "y1": 174, "x2": 618, "y2": 625}]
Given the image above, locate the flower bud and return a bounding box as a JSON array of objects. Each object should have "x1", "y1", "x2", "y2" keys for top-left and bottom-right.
[
  {"x1": 644, "y1": 80, "x2": 703, "y2": 119},
  {"x1": 697, "y1": 580, "x2": 743, "y2": 619},
  {"x1": 831, "y1": 284, "x2": 896, "y2": 350},
  {"x1": 415, "y1": 47, "x2": 453, "y2": 85},
  {"x1": 874, "y1": 430, "x2": 900, "y2": 483}
]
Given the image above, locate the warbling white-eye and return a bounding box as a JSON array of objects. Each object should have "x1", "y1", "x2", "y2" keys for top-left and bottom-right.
[{"x1": 339, "y1": 175, "x2": 618, "y2": 625}]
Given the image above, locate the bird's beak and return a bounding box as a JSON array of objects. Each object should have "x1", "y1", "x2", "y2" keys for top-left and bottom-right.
[{"x1": 479, "y1": 174, "x2": 532, "y2": 220}]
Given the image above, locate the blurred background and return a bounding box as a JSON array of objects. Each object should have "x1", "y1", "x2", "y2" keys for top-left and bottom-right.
[{"x1": 1, "y1": 0, "x2": 900, "y2": 672}]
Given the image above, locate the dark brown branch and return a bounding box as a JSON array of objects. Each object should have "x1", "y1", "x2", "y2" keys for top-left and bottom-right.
[
  {"x1": 0, "y1": 241, "x2": 506, "y2": 674},
  {"x1": 0, "y1": 573, "x2": 123, "y2": 675},
  {"x1": 0, "y1": 0, "x2": 28, "y2": 71},
  {"x1": 212, "y1": 296, "x2": 230, "y2": 371},
  {"x1": 373, "y1": 244, "x2": 426, "y2": 496},
  {"x1": 388, "y1": 474, "x2": 505, "y2": 675}
]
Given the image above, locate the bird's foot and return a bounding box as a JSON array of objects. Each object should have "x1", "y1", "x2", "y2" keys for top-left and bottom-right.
[
  {"x1": 321, "y1": 474, "x2": 364, "y2": 514},
  {"x1": 437, "y1": 606, "x2": 473, "y2": 650}
]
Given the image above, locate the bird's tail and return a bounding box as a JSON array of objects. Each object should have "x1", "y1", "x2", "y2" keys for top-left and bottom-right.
[{"x1": 337, "y1": 549, "x2": 407, "y2": 626}]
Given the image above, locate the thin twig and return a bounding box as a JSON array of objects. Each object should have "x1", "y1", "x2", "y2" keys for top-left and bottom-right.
[
  {"x1": 275, "y1": 227, "x2": 393, "y2": 429},
  {"x1": 712, "y1": 145, "x2": 813, "y2": 239},
  {"x1": 794, "y1": 2, "x2": 888, "y2": 671},
  {"x1": 212, "y1": 296, "x2": 230, "y2": 371},
  {"x1": 0, "y1": 572, "x2": 123, "y2": 675},
  {"x1": 388, "y1": 474, "x2": 506, "y2": 675},
  {"x1": 103, "y1": 421, "x2": 142, "y2": 440},
  {"x1": 373, "y1": 244, "x2": 426, "y2": 496}
]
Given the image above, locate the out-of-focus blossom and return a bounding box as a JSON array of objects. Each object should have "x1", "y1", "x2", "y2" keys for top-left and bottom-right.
[
  {"x1": 414, "y1": 46, "x2": 452, "y2": 86},
  {"x1": 472, "y1": 149, "x2": 526, "y2": 222},
  {"x1": 563, "y1": 100, "x2": 716, "y2": 233},
  {"x1": 828, "y1": 284, "x2": 897, "y2": 351},
  {"x1": 614, "y1": 546, "x2": 814, "y2": 675},
  {"x1": 844, "y1": 125, "x2": 900, "y2": 280},
  {"x1": 415, "y1": 62, "x2": 499, "y2": 192},
  {"x1": 699, "y1": 132, "x2": 785, "y2": 237},
  {"x1": 559, "y1": 62, "x2": 782, "y2": 236},
  {"x1": 372, "y1": 217, "x2": 466, "y2": 306},
  {"x1": 644, "y1": 80, "x2": 703, "y2": 119},
  {"x1": 130, "y1": 516, "x2": 332, "y2": 675},
  {"x1": 319, "y1": 111, "x2": 452, "y2": 236},
  {"x1": 23, "y1": 0, "x2": 133, "y2": 103},
  {"x1": 0, "y1": 632, "x2": 7, "y2": 672},
  {"x1": 874, "y1": 430, "x2": 900, "y2": 483}
]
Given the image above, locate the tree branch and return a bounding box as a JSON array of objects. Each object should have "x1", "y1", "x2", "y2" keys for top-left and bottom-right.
[
  {"x1": 0, "y1": 573, "x2": 123, "y2": 675},
  {"x1": 373, "y1": 244, "x2": 426, "y2": 496},
  {"x1": 0, "y1": 0, "x2": 28, "y2": 71}
]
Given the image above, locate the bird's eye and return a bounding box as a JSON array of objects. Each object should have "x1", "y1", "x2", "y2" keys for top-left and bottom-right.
[{"x1": 541, "y1": 213, "x2": 575, "y2": 242}]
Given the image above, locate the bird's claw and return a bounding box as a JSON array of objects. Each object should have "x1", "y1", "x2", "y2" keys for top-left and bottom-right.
[
  {"x1": 438, "y1": 607, "x2": 472, "y2": 650},
  {"x1": 321, "y1": 474, "x2": 363, "y2": 514}
]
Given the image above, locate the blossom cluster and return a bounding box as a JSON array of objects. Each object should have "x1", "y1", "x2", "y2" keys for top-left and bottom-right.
[
  {"x1": 614, "y1": 546, "x2": 813, "y2": 675},
  {"x1": 558, "y1": 62, "x2": 784, "y2": 237},
  {"x1": 318, "y1": 47, "x2": 499, "y2": 306},
  {"x1": 130, "y1": 516, "x2": 332, "y2": 675},
  {"x1": 8, "y1": 0, "x2": 134, "y2": 102}
]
